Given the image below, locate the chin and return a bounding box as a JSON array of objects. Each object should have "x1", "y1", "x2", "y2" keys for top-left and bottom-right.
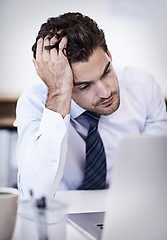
[{"x1": 95, "y1": 99, "x2": 120, "y2": 116}]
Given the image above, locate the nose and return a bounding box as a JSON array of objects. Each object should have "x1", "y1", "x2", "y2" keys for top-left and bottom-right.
[{"x1": 96, "y1": 80, "x2": 110, "y2": 99}]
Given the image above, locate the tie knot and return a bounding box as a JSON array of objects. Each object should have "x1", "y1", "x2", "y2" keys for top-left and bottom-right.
[{"x1": 83, "y1": 111, "x2": 101, "y2": 126}]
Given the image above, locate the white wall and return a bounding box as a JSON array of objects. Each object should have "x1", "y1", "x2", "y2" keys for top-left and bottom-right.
[{"x1": 0, "y1": 0, "x2": 167, "y2": 97}]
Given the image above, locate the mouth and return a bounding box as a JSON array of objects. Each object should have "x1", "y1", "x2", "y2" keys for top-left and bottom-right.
[{"x1": 101, "y1": 96, "x2": 114, "y2": 107}]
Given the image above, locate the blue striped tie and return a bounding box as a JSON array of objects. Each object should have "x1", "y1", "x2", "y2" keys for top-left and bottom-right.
[{"x1": 78, "y1": 111, "x2": 107, "y2": 190}]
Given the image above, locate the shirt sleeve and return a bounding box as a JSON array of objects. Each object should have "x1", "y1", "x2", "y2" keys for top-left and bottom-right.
[
  {"x1": 142, "y1": 74, "x2": 167, "y2": 134},
  {"x1": 14, "y1": 86, "x2": 70, "y2": 199}
]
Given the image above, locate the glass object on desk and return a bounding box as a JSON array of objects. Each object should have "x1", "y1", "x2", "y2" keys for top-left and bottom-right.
[{"x1": 17, "y1": 197, "x2": 67, "y2": 240}]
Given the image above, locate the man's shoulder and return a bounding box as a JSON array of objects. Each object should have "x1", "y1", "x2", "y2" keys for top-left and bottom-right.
[
  {"x1": 18, "y1": 80, "x2": 48, "y2": 106},
  {"x1": 115, "y1": 66, "x2": 154, "y2": 87},
  {"x1": 14, "y1": 80, "x2": 48, "y2": 126}
]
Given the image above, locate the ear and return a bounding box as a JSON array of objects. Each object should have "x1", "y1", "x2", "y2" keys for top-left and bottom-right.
[{"x1": 107, "y1": 50, "x2": 112, "y2": 61}]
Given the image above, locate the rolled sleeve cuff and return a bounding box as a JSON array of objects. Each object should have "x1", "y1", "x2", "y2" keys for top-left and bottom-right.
[{"x1": 37, "y1": 107, "x2": 70, "y2": 143}]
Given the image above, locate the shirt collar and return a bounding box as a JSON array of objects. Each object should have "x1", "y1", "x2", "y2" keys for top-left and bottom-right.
[{"x1": 70, "y1": 99, "x2": 86, "y2": 119}]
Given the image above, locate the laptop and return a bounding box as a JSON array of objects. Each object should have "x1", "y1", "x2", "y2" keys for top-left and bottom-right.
[{"x1": 66, "y1": 135, "x2": 167, "y2": 240}]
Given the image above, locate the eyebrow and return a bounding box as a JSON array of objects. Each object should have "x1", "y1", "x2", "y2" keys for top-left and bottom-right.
[
  {"x1": 100, "y1": 61, "x2": 111, "y2": 79},
  {"x1": 74, "y1": 61, "x2": 111, "y2": 87},
  {"x1": 74, "y1": 80, "x2": 91, "y2": 87}
]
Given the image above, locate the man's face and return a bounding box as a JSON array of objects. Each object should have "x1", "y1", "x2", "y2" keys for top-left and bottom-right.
[{"x1": 71, "y1": 47, "x2": 120, "y2": 115}]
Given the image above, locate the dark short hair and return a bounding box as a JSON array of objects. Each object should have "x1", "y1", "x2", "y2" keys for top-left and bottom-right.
[{"x1": 32, "y1": 12, "x2": 108, "y2": 63}]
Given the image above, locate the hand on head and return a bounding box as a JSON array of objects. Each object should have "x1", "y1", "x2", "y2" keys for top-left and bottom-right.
[{"x1": 33, "y1": 35, "x2": 73, "y2": 93}]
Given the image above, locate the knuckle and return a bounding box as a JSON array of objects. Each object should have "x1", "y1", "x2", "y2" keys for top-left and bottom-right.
[
  {"x1": 35, "y1": 58, "x2": 40, "y2": 66},
  {"x1": 43, "y1": 58, "x2": 49, "y2": 64},
  {"x1": 50, "y1": 37, "x2": 57, "y2": 45}
]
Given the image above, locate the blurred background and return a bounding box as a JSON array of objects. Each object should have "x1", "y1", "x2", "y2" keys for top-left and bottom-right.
[{"x1": 0, "y1": 0, "x2": 167, "y2": 187}]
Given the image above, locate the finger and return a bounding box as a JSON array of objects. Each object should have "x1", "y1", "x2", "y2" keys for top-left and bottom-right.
[
  {"x1": 32, "y1": 58, "x2": 38, "y2": 72},
  {"x1": 59, "y1": 37, "x2": 68, "y2": 53},
  {"x1": 36, "y1": 38, "x2": 43, "y2": 61},
  {"x1": 50, "y1": 36, "x2": 58, "y2": 45},
  {"x1": 50, "y1": 36, "x2": 58, "y2": 58},
  {"x1": 32, "y1": 57, "x2": 37, "y2": 68},
  {"x1": 43, "y1": 36, "x2": 50, "y2": 62},
  {"x1": 57, "y1": 37, "x2": 68, "y2": 62}
]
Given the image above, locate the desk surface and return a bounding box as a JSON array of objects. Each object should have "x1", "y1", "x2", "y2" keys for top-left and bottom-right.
[
  {"x1": 55, "y1": 190, "x2": 109, "y2": 214},
  {"x1": 13, "y1": 190, "x2": 109, "y2": 240},
  {"x1": 57, "y1": 190, "x2": 109, "y2": 239}
]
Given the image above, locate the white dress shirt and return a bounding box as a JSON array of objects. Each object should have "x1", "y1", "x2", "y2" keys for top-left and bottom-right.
[{"x1": 14, "y1": 66, "x2": 167, "y2": 198}]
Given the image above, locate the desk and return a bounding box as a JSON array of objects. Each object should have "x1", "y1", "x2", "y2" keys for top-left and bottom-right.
[
  {"x1": 13, "y1": 190, "x2": 109, "y2": 240},
  {"x1": 56, "y1": 190, "x2": 109, "y2": 214},
  {"x1": 57, "y1": 190, "x2": 109, "y2": 239}
]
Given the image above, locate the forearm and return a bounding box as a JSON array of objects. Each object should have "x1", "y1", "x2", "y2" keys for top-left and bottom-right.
[
  {"x1": 34, "y1": 36, "x2": 73, "y2": 118},
  {"x1": 143, "y1": 106, "x2": 167, "y2": 134},
  {"x1": 46, "y1": 88, "x2": 72, "y2": 118},
  {"x1": 17, "y1": 36, "x2": 74, "y2": 198},
  {"x1": 17, "y1": 109, "x2": 70, "y2": 199},
  {"x1": 142, "y1": 77, "x2": 167, "y2": 134}
]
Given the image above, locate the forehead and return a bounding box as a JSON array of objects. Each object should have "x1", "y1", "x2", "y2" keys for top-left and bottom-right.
[{"x1": 71, "y1": 47, "x2": 110, "y2": 83}]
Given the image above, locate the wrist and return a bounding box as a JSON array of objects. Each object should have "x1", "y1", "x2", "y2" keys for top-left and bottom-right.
[{"x1": 46, "y1": 88, "x2": 72, "y2": 118}]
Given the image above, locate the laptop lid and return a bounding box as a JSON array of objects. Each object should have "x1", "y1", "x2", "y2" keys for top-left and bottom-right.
[
  {"x1": 67, "y1": 135, "x2": 167, "y2": 239},
  {"x1": 102, "y1": 134, "x2": 167, "y2": 240},
  {"x1": 67, "y1": 212, "x2": 104, "y2": 240}
]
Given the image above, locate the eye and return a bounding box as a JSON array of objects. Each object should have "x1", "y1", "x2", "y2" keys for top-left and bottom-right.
[
  {"x1": 79, "y1": 84, "x2": 90, "y2": 91},
  {"x1": 103, "y1": 69, "x2": 111, "y2": 77}
]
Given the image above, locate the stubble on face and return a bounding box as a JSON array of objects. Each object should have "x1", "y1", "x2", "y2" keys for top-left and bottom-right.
[
  {"x1": 71, "y1": 47, "x2": 120, "y2": 116},
  {"x1": 91, "y1": 88, "x2": 120, "y2": 115},
  {"x1": 72, "y1": 83, "x2": 120, "y2": 116}
]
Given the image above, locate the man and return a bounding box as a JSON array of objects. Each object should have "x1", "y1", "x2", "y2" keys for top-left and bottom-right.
[{"x1": 14, "y1": 12, "x2": 167, "y2": 198}]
